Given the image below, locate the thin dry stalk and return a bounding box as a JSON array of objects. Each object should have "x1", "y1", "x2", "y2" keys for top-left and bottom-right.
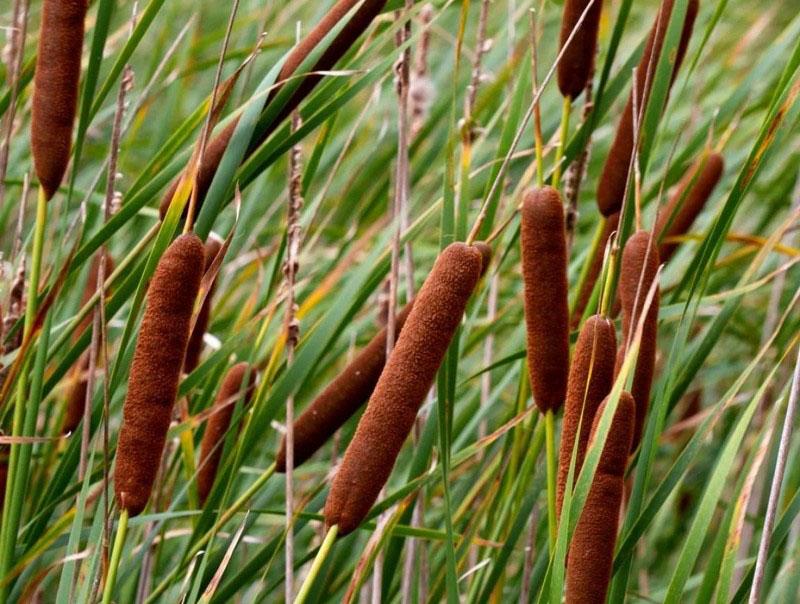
[
  {"x1": 283, "y1": 105, "x2": 304, "y2": 602},
  {"x1": 0, "y1": 0, "x2": 29, "y2": 211},
  {"x1": 564, "y1": 72, "x2": 595, "y2": 250},
  {"x1": 749, "y1": 346, "x2": 800, "y2": 604}
]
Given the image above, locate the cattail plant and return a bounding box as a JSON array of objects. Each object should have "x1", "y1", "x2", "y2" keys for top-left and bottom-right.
[
  {"x1": 571, "y1": 212, "x2": 619, "y2": 329},
  {"x1": 520, "y1": 187, "x2": 570, "y2": 413},
  {"x1": 557, "y1": 0, "x2": 603, "y2": 100},
  {"x1": 565, "y1": 391, "x2": 635, "y2": 603},
  {"x1": 197, "y1": 362, "x2": 256, "y2": 505},
  {"x1": 557, "y1": 314, "x2": 617, "y2": 519},
  {"x1": 276, "y1": 301, "x2": 414, "y2": 472},
  {"x1": 184, "y1": 236, "x2": 223, "y2": 373},
  {"x1": 62, "y1": 252, "x2": 116, "y2": 435},
  {"x1": 596, "y1": 0, "x2": 699, "y2": 216},
  {"x1": 324, "y1": 242, "x2": 485, "y2": 535},
  {"x1": 655, "y1": 152, "x2": 724, "y2": 262},
  {"x1": 114, "y1": 234, "x2": 205, "y2": 516},
  {"x1": 618, "y1": 230, "x2": 660, "y2": 449},
  {"x1": 159, "y1": 0, "x2": 389, "y2": 218},
  {"x1": 30, "y1": 0, "x2": 87, "y2": 200}
]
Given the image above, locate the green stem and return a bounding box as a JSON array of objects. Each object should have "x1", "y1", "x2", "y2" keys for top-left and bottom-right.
[
  {"x1": 545, "y1": 409, "x2": 557, "y2": 553},
  {"x1": 102, "y1": 509, "x2": 129, "y2": 604},
  {"x1": 552, "y1": 96, "x2": 572, "y2": 187},
  {"x1": 0, "y1": 186, "x2": 48, "y2": 598},
  {"x1": 294, "y1": 525, "x2": 338, "y2": 604}
]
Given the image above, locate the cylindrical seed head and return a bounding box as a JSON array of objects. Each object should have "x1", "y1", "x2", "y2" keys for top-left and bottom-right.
[
  {"x1": 324, "y1": 242, "x2": 484, "y2": 535},
  {"x1": 31, "y1": 0, "x2": 87, "y2": 200},
  {"x1": 565, "y1": 391, "x2": 635, "y2": 604},
  {"x1": 618, "y1": 231, "x2": 660, "y2": 449},
  {"x1": 655, "y1": 152, "x2": 723, "y2": 262},
  {"x1": 197, "y1": 362, "x2": 256, "y2": 505},
  {"x1": 521, "y1": 187, "x2": 570, "y2": 413},
  {"x1": 275, "y1": 301, "x2": 415, "y2": 472},
  {"x1": 596, "y1": 0, "x2": 699, "y2": 216},
  {"x1": 557, "y1": 314, "x2": 617, "y2": 520},
  {"x1": 115, "y1": 234, "x2": 205, "y2": 516},
  {"x1": 557, "y1": 0, "x2": 604, "y2": 99},
  {"x1": 184, "y1": 236, "x2": 223, "y2": 373}
]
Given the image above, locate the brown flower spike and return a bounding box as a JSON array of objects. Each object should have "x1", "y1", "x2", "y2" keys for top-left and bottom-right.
[
  {"x1": 184, "y1": 236, "x2": 223, "y2": 373},
  {"x1": 115, "y1": 234, "x2": 204, "y2": 516},
  {"x1": 565, "y1": 392, "x2": 635, "y2": 603},
  {"x1": 618, "y1": 231, "x2": 660, "y2": 449},
  {"x1": 596, "y1": 0, "x2": 699, "y2": 216},
  {"x1": 557, "y1": 0, "x2": 604, "y2": 99},
  {"x1": 557, "y1": 314, "x2": 617, "y2": 519},
  {"x1": 31, "y1": 0, "x2": 87, "y2": 199},
  {"x1": 521, "y1": 187, "x2": 570, "y2": 413},
  {"x1": 324, "y1": 243, "x2": 485, "y2": 535},
  {"x1": 197, "y1": 362, "x2": 256, "y2": 505}
]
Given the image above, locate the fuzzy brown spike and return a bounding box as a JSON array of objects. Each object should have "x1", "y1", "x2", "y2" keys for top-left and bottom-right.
[
  {"x1": 618, "y1": 231, "x2": 660, "y2": 449},
  {"x1": 197, "y1": 362, "x2": 256, "y2": 505},
  {"x1": 521, "y1": 187, "x2": 570, "y2": 413},
  {"x1": 473, "y1": 241, "x2": 493, "y2": 277},
  {"x1": 557, "y1": 0, "x2": 604, "y2": 99},
  {"x1": 62, "y1": 252, "x2": 116, "y2": 435},
  {"x1": 656, "y1": 152, "x2": 723, "y2": 262},
  {"x1": 159, "y1": 0, "x2": 389, "y2": 219},
  {"x1": 557, "y1": 315, "x2": 617, "y2": 520},
  {"x1": 275, "y1": 301, "x2": 414, "y2": 473},
  {"x1": 565, "y1": 391, "x2": 635, "y2": 604},
  {"x1": 31, "y1": 0, "x2": 87, "y2": 200},
  {"x1": 184, "y1": 237, "x2": 223, "y2": 373},
  {"x1": 596, "y1": 0, "x2": 699, "y2": 216},
  {"x1": 115, "y1": 234, "x2": 204, "y2": 516},
  {"x1": 324, "y1": 243, "x2": 484, "y2": 535},
  {"x1": 571, "y1": 213, "x2": 620, "y2": 329}
]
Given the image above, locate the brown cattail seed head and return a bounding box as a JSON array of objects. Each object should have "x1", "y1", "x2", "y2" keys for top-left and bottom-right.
[
  {"x1": 473, "y1": 241, "x2": 493, "y2": 277},
  {"x1": 565, "y1": 391, "x2": 635, "y2": 604},
  {"x1": 557, "y1": 0, "x2": 604, "y2": 99},
  {"x1": 596, "y1": 0, "x2": 699, "y2": 216},
  {"x1": 655, "y1": 152, "x2": 723, "y2": 262},
  {"x1": 159, "y1": 0, "x2": 389, "y2": 219},
  {"x1": 115, "y1": 234, "x2": 204, "y2": 516},
  {"x1": 557, "y1": 315, "x2": 617, "y2": 519},
  {"x1": 275, "y1": 301, "x2": 415, "y2": 472},
  {"x1": 184, "y1": 237, "x2": 223, "y2": 373},
  {"x1": 521, "y1": 187, "x2": 570, "y2": 413},
  {"x1": 197, "y1": 362, "x2": 256, "y2": 505},
  {"x1": 324, "y1": 243, "x2": 483, "y2": 535},
  {"x1": 31, "y1": 0, "x2": 87, "y2": 200},
  {"x1": 62, "y1": 252, "x2": 116, "y2": 435},
  {"x1": 571, "y1": 213, "x2": 619, "y2": 329},
  {"x1": 618, "y1": 231, "x2": 660, "y2": 449}
]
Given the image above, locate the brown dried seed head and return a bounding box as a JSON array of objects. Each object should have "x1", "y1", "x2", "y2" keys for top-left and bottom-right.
[
  {"x1": 184, "y1": 237, "x2": 223, "y2": 373},
  {"x1": 557, "y1": 0, "x2": 604, "y2": 99},
  {"x1": 31, "y1": 0, "x2": 87, "y2": 200},
  {"x1": 618, "y1": 231, "x2": 660, "y2": 449},
  {"x1": 159, "y1": 0, "x2": 388, "y2": 219},
  {"x1": 565, "y1": 391, "x2": 635, "y2": 604},
  {"x1": 656, "y1": 152, "x2": 723, "y2": 262},
  {"x1": 557, "y1": 314, "x2": 617, "y2": 520},
  {"x1": 115, "y1": 234, "x2": 205, "y2": 516},
  {"x1": 596, "y1": 0, "x2": 699, "y2": 216},
  {"x1": 570, "y1": 213, "x2": 619, "y2": 329},
  {"x1": 275, "y1": 301, "x2": 415, "y2": 473},
  {"x1": 472, "y1": 241, "x2": 493, "y2": 277},
  {"x1": 197, "y1": 362, "x2": 256, "y2": 505},
  {"x1": 62, "y1": 252, "x2": 116, "y2": 435},
  {"x1": 521, "y1": 187, "x2": 570, "y2": 413},
  {"x1": 324, "y1": 243, "x2": 483, "y2": 535}
]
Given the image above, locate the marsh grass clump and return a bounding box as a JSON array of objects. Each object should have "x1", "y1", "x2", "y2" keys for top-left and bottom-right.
[
  {"x1": 114, "y1": 234, "x2": 204, "y2": 516},
  {"x1": 324, "y1": 242, "x2": 485, "y2": 535}
]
